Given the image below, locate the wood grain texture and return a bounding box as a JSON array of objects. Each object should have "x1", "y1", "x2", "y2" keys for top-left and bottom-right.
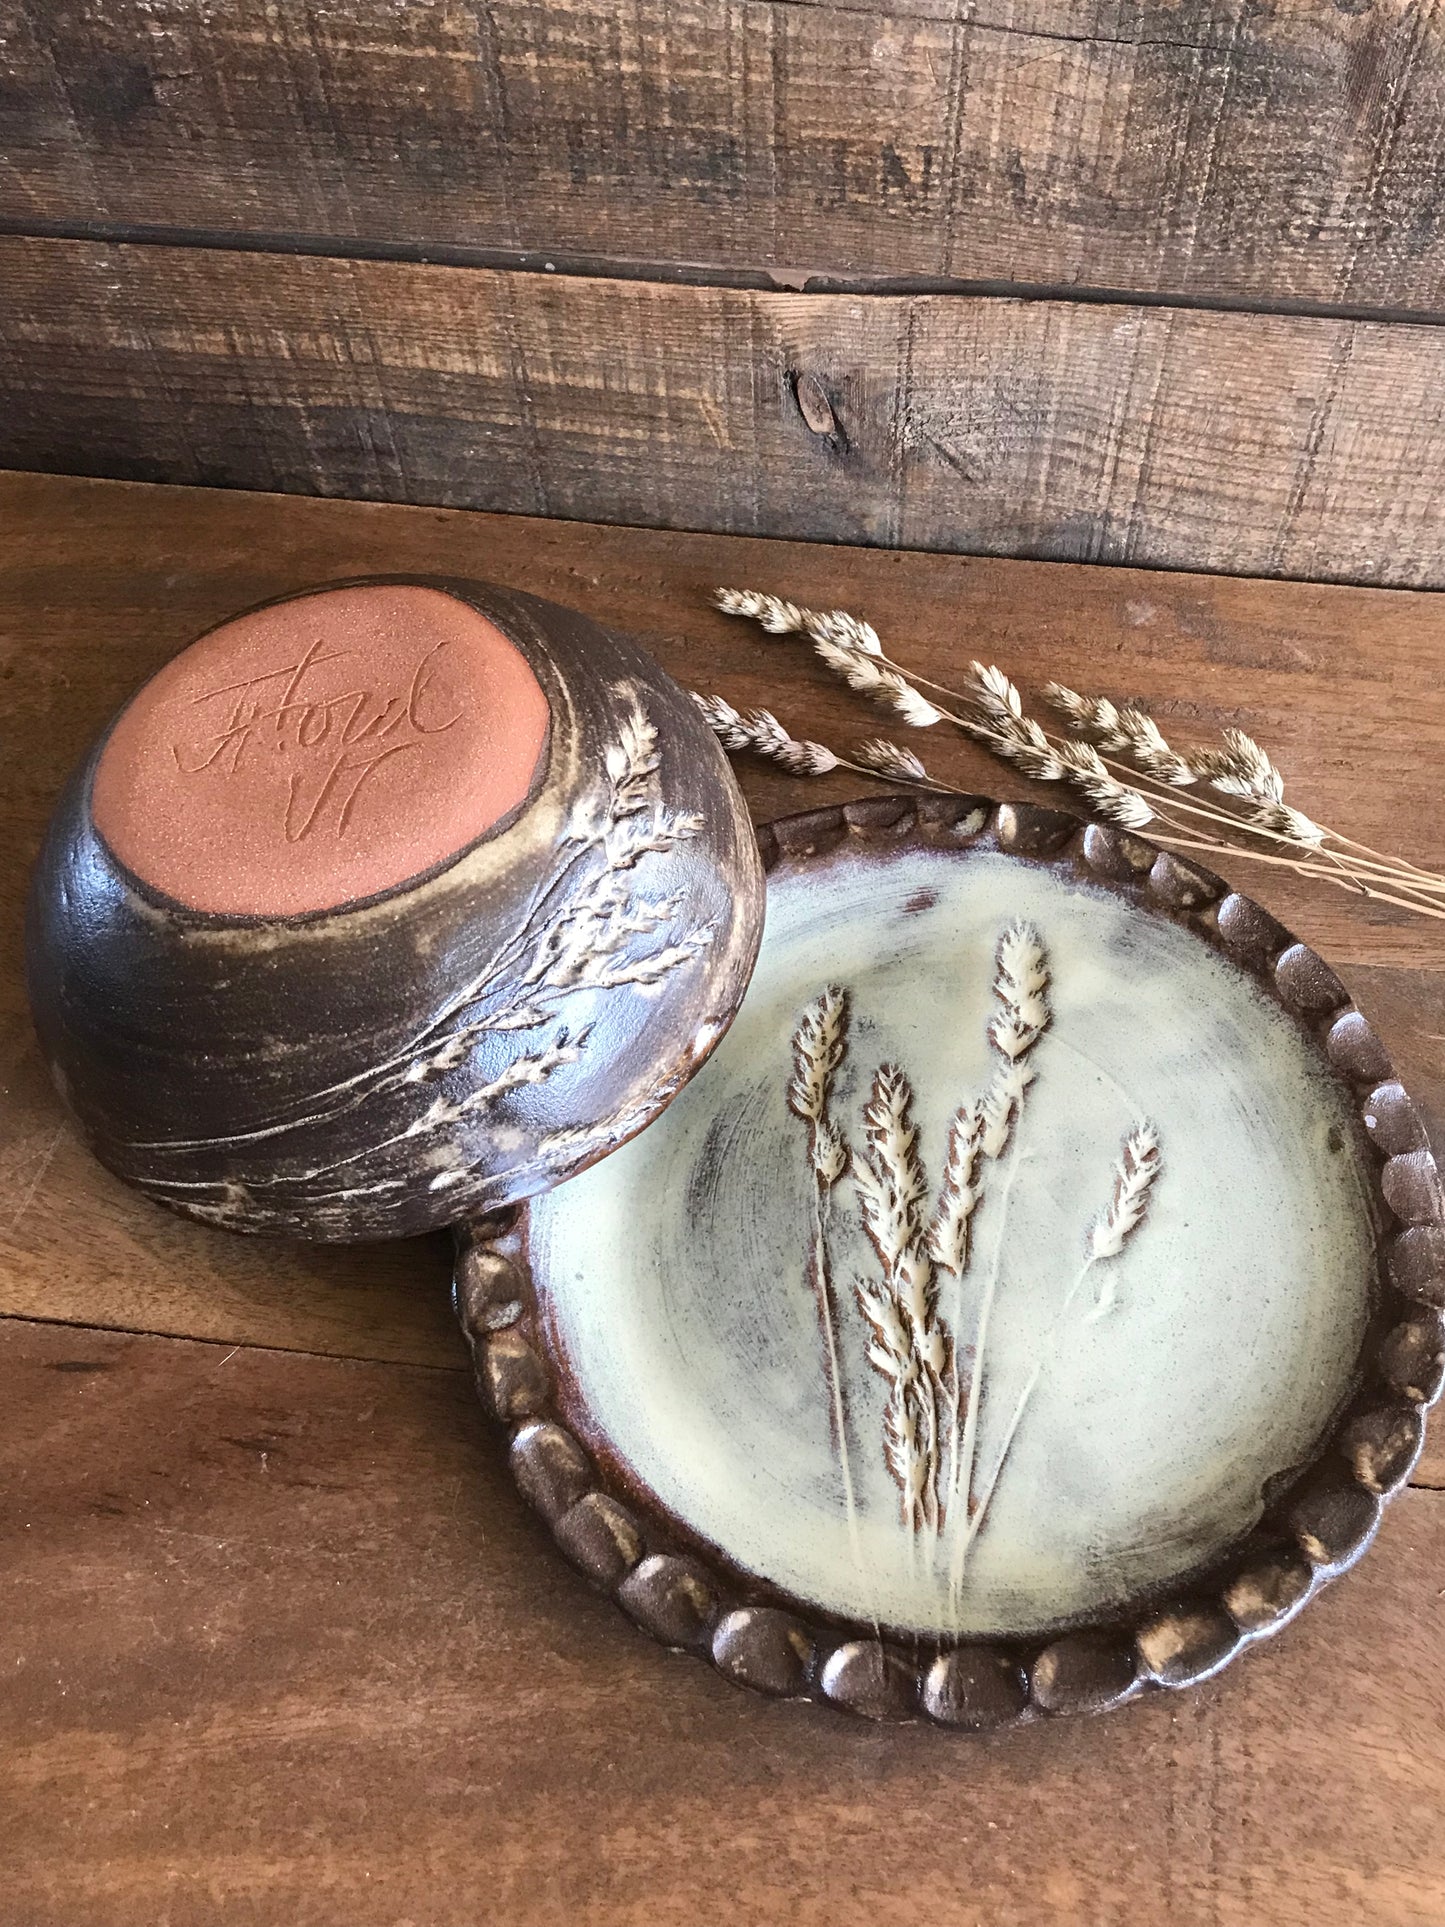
[
  {"x1": 3, "y1": 474, "x2": 1444, "y2": 1918},
  {"x1": 2, "y1": 1312, "x2": 1444, "y2": 1927},
  {"x1": 5, "y1": 0, "x2": 1445, "y2": 313},
  {"x1": 3, "y1": 469, "x2": 1443, "y2": 1499},
  {"x1": 9, "y1": 237, "x2": 1445, "y2": 585}
]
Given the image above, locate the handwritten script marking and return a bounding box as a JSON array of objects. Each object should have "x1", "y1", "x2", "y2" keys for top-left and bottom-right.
[{"x1": 172, "y1": 634, "x2": 464, "y2": 842}]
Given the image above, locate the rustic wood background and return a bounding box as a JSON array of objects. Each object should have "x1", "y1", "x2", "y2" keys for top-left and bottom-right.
[
  {"x1": 2, "y1": 467, "x2": 1444, "y2": 1924},
  {"x1": 4, "y1": 1, "x2": 1445, "y2": 582}
]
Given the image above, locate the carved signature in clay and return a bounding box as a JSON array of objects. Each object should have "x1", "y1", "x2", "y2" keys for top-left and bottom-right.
[
  {"x1": 129, "y1": 688, "x2": 714, "y2": 1215},
  {"x1": 172, "y1": 634, "x2": 462, "y2": 842},
  {"x1": 790, "y1": 922, "x2": 1162, "y2": 1592}
]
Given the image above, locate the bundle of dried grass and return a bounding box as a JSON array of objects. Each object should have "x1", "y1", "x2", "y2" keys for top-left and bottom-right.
[{"x1": 702, "y1": 590, "x2": 1445, "y2": 921}]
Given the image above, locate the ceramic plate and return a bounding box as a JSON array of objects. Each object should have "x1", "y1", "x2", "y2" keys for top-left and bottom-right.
[{"x1": 457, "y1": 796, "x2": 1443, "y2": 1724}]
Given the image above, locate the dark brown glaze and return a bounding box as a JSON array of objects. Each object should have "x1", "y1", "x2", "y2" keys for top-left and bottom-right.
[
  {"x1": 91, "y1": 584, "x2": 551, "y2": 918},
  {"x1": 27, "y1": 577, "x2": 764, "y2": 1240},
  {"x1": 454, "y1": 795, "x2": 1442, "y2": 1725}
]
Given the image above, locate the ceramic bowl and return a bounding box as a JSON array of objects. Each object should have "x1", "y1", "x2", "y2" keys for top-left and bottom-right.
[{"x1": 27, "y1": 577, "x2": 763, "y2": 1239}]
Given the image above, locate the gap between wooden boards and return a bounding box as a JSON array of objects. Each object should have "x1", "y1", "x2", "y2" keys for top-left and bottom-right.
[
  {"x1": 7, "y1": 216, "x2": 1445, "y2": 332},
  {"x1": 5, "y1": 1309, "x2": 1442, "y2": 1495}
]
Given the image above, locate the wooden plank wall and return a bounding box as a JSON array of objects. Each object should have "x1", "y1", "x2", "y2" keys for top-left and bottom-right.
[{"x1": 3, "y1": 0, "x2": 1445, "y2": 582}]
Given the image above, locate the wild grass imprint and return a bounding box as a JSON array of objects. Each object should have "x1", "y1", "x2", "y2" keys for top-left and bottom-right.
[
  {"x1": 126, "y1": 684, "x2": 714, "y2": 1209},
  {"x1": 789, "y1": 921, "x2": 1162, "y2": 1592},
  {"x1": 398, "y1": 683, "x2": 716, "y2": 1179}
]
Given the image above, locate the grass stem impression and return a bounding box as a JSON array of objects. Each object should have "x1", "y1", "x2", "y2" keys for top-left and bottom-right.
[{"x1": 788, "y1": 922, "x2": 1163, "y2": 1591}]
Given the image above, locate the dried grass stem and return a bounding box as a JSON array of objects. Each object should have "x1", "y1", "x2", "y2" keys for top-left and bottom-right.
[{"x1": 709, "y1": 587, "x2": 1445, "y2": 923}]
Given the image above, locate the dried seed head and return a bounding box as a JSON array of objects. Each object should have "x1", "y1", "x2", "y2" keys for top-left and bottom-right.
[
  {"x1": 712, "y1": 587, "x2": 808, "y2": 634},
  {"x1": 1045, "y1": 683, "x2": 1195, "y2": 786},
  {"x1": 1250, "y1": 800, "x2": 1326, "y2": 847},
  {"x1": 1191, "y1": 728, "x2": 1285, "y2": 805},
  {"x1": 690, "y1": 690, "x2": 748, "y2": 745},
  {"x1": 967, "y1": 661, "x2": 1026, "y2": 723},
  {"x1": 1043, "y1": 682, "x2": 1105, "y2": 732},
  {"x1": 713, "y1": 587, "x2": 884, "y2": 659},
  {"x1": 716, "y1": 590, "x2": 941, "y2": 731},
  {"x1": 812, "y1": 634, "x2": 890, "y2": 694},
  {"x1": 691, "y1": 691, "x2": 839, "y2": 776},
  {"x1": 803, "y1": 608, "x2": 884, "y2": 659},
  {"x1": 1115, "y1": 712, "x2": 1194, "y2": 787},
  {"x1": 889, "y1": 682, "x2": 946, "y2": 729},
  {"x1": 1187, "y1": 727, "x2": 1324, "y2": 844},
  {"x1": 854, "y1": 737, "x2": 932, "y2": 783}
]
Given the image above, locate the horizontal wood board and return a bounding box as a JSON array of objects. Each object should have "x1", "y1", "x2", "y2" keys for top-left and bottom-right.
[
  {"x1": 3, "y1": 470, "x2": 1444, "y2": 1922},
  {"x1": 4, "y1": 0, "x2": 1445, "y2": 312},
  {"x1": 9, "y1": 240, "x2": 1445, "y2": 584},
  {"x1": 1, "y1": 466, "x2": 1442, "y2": 1455},
  {"x1": 2, "y1": 1312, "x2": 1444, "y2": 1926}
]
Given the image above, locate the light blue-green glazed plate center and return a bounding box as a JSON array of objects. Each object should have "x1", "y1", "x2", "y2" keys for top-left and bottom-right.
[{"x1": 529, "y1": 843, "x2": 1374, "y2": 1638}]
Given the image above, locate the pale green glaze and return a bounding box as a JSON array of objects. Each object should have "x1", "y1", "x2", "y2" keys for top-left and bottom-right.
[{"x1": 529, "y1": 845, "x2": 1375, "y2": 1638}]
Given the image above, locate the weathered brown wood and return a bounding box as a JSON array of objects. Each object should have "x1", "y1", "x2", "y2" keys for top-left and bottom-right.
[
  {"x1": 3, "y1": 471, "x2": 1443, "y2": 1483},
  {"x1": 1, "y1": 1312, "x2": 1443, "y2": 1925},
  {"x1": 5, "y1": 0, "x2": 1445, "y2": 313},
  {"x1": 3, "y1": 466, "x2": 1443, "y2": 1505},
  {"x1": 4, "y1": 475, "x2": 1444, "y2": 1909},
  {"x1": 9, "y1": 238, "x2": 1445, "y2": 585}
]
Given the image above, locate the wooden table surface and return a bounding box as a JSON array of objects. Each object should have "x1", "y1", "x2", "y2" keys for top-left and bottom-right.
[{"x1": 3, "y1": 470, "x2": 1444, "y2": 1927}]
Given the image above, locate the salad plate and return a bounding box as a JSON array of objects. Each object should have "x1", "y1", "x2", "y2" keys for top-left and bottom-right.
[{"x1": 457, "y1": 795, "x2": 1442, "y2": 1723}]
